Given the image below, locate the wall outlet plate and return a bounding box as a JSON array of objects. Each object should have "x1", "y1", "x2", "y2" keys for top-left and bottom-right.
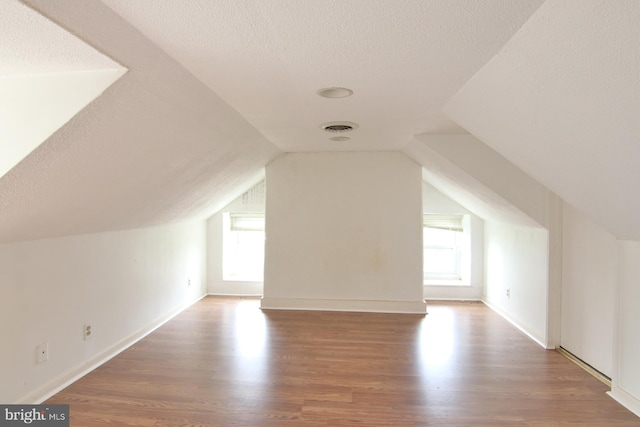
[{"x1": 84, "y1": 324, "x2": 92, "y2": 340}]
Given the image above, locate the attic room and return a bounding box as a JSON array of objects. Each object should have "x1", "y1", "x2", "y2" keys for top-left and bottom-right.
[{"x1": 1, "y1": 0, "x2": 639, "y2": 424}]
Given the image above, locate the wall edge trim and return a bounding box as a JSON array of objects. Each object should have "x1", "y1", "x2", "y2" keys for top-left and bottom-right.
[
  {"x1": 208, "y1": 292, "x2": 262, "y2": 297},
  {"x1": 481, "y1": 297, "x2": 548, "y2": 349},
  {"x1": 260, "y1": 297, "x2": 427, "y2": 314},
  {"x1": 608, "y1": 386, "x2": 640, "y2": 418}
]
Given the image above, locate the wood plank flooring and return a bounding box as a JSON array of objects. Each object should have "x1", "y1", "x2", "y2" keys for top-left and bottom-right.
[{"x1": 46, "y1": 297, "x2": 640, "y2": 426}]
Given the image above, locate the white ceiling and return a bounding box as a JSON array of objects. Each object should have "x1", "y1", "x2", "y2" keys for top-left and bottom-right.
[
  {"x1": 0, "y1": 0, "x2": 120, "y2": 76},
  {"x1": 0, "y1": 0, "x2": 279, "y2": 243},
  {"x1": 0, "y1": 0, "x2": 125, "y2": 179},
  {"x1": 404, "y1": 135, "x2": 543, "y2": 228},
  {"x1": 445, "y1": 0, "x2": 640, "y2": 240},
  {"x1": 3, "y1": 0, "x2": 640, "y2": 244},
  {"x1": 100, "y1": 0, "x2": 543, "y2": 152}
]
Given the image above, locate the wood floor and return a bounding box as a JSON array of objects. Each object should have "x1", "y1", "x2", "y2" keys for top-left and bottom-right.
[{"x1": 47, "y1": 297, "x2": 640, "y2": 426}]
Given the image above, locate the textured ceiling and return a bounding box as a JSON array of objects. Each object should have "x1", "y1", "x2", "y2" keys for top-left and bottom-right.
[
  {"x1": 0, "y1": 0, "x2": 125, "y2": 179},
  {"x1": 4, "y1": 0, "x2": 640, "y2": 245},
  {"x1": 404, "y1": 135, "x2": 543, "y2": 229},
  {"x1": 100, "y1": 0, "x2": 543, "y2": 152},
  {"x1": 0, "y1": 0, "x2": 279, "y2": 243},
  {"x1": 445, "y1": 0, "x2": 640, "y2": 240},
  {"x1": 0, "y1": 70, "x2": 125, "y2": 178},
  {"x1": 0, "y1": 0, "x2": 120, "y2": 76}
]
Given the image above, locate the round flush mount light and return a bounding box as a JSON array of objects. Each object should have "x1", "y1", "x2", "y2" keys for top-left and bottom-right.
[
  {"x1": 320, "y1": 121, "x2": 359, "y2": 133},
  {"x1": 317, "y1": 87, "x2": 354, "y2": 99},
  {"x1": 329, "y1": 136, "x2": 351, "y2": 142}
]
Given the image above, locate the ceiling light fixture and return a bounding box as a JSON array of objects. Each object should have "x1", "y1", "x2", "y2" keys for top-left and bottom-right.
[
  {"x1": 329, "y1": 136, "x2": 351, "y2": 142},
  {"x1": 317, "y1": 87, "x2": 353, "y2": 98}
]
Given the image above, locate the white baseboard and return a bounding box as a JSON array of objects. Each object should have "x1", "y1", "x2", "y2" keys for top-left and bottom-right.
[
  {"x1": 17, "y1": 293, "x2": 206, "y2": 404},
  {"x1": 608, "y1": 386, "x2": 640, "y2": 418},
  {"x1": 260, "y1": 297, "x2": 427, "y2": 314},
  {"x1": 208, "y1": 292, "x2": 262, "y2": 297},
  {"x1": 481, "y1": 297, "x2": 547, "y2": 349},
  {"x1": 207, "y1": 280, "x2": 262, "y2": 296}
]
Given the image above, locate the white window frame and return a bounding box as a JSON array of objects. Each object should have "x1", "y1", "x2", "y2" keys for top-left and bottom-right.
[
  {"x1": 222, "y1": 212, "x2": 265, "y2": 282},
  {"x1": 423, "y1": 214, "x2": 470, "y2": 286}
]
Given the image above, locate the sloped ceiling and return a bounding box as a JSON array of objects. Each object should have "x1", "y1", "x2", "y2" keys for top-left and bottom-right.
[
  {"x1": 405, "y1": 136, "x2": 541, "y2": 228},
  {"x1": 0, "y1": 0, "x2": 125, "y2": 178},
  {"x1": 0, "y1": 0, "x2": 280, "y2": 243},
  {"x1": 100, "y1": 0, "x2": 544, "y2": 152},
  {"x1": 445, "y1": 0, "x2": 640, "y2": 240},
  {"x1": 0, "y1": 70, "x2": 125, "y2": 178},
  {"x1": 0, "y1": 0, "x2": 118, "y2": 75},
  {"x1": 4, "y1": 0, "x2": 639, "y2": 244}
]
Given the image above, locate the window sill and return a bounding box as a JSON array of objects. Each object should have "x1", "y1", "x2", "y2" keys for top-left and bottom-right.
[{"x1": 424, "y1": 279, "x2": 469, "y2": 287}]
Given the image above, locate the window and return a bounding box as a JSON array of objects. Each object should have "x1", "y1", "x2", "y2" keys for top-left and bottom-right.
[
  {"x1": 423, "y1": 214, "x2": 468, "y2": 283},
  {"x1": 223, "y1": 213, "x2": 265, "y2": 281}
]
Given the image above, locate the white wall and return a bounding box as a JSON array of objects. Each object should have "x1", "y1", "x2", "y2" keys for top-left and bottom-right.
[
  {"x1": 0, "y1": 220, "x2": 207, "y2": 403},
  {"x1": 207, "y1": 180, "x2": 265, "y2": 296},
  {"x1": 262, "y1": 152, "x2": 425, "y2": 314},
  {"x1": 422, "y1": 182, "x2": 484, "y2": 301},
  {"x1": 483, "y1": 221, "x2": 548, "y2": 346},
  {"x1": 561, "y1": 202, "x2": 617, "y2": 377},
  {"x1": 406, "y1": 135, "x2": 564, "y2": 346},
  {"x1": 610, "y1": 240, "x2": 640, "y2": 416}
]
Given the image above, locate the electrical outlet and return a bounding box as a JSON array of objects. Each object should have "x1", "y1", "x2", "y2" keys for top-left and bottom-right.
[
  {"x1": 506, "y1": 288, "x2": 511, "y2": 299},
  {"x1": 36, "y1": 342, "x2": 48, "y2": 364},
  {"x1": 84, "y1": 324, "x2": 93, "y2": 340},
  {"x1": 187, "y1": 278, "x2": 191, "y2": 288}
]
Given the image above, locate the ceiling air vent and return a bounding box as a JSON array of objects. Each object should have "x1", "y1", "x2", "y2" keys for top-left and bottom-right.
[
  {"x1": 320, "y1": 121, "x2": 359, "y2": 133},
  {"x1": 324, "y1": 124, "x2": 353, "y2": 132}
]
